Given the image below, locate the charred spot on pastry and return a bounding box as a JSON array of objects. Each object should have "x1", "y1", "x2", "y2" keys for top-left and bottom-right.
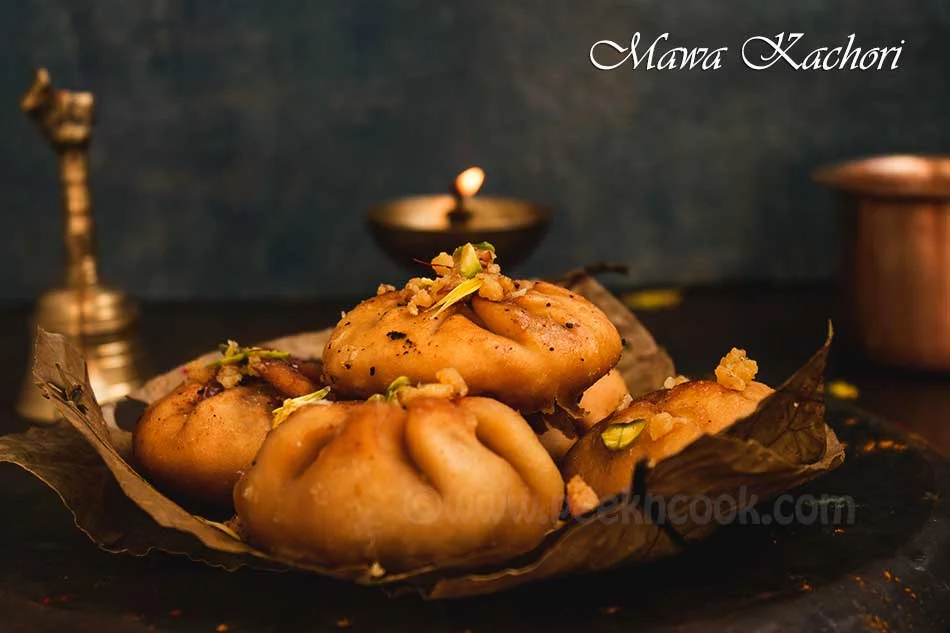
[
  {"x1": 565, "y1": 322, "x2": 575, "y2": 329},
  {"x1": 198, "y1": 380, "x2": 224, "y2": 400},
  {"x1": 344, "y1": 363, "x2": 352, "y2": 370},
  {"x1": 387, "y1": 331, "x2": 407, "y2": 340},
  {"x1": 369, "y1": 366, "x2": 376, "y2": 376}
]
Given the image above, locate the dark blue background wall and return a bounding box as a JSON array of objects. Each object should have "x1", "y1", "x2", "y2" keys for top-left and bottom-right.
[{"x1": 3, "y1": 1, "x2": 949, "y2": 300}]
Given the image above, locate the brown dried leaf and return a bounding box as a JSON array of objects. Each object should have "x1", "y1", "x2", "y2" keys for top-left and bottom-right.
[
  {"x1": 0, "y1": 290, "x2": 843, "y2": 599},
  {"x1": 724, "y1": 325, "x2": 834, "y2": 464},
  {"x1": 0, "y1": 424, "x2": 285, "y2": 570}
]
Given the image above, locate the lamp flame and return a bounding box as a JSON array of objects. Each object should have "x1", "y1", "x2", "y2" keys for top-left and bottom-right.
[{"x1": 454, "y1": 167, "x2": 485, "y2": 199}]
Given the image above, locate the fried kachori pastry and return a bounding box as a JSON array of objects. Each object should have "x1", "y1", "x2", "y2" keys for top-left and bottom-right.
[
  {"x1": 323, "y1": 243, "x2": 623, "y2": 413},
  {"x1": 233, "y1": 374, "x2": 565, "y2": 571},
  {"x1": 575, "y1": 368, "x2": 632, "y2": 432},
  {"x1": 532, "y1": 369, "x2": 631, "y2": 461},
  {"x1": 133, "y1": 341, "x2": 325, "y2": 507},
  {"x1": 562, "y1": 348, "x2": 773, "y2": 501}
]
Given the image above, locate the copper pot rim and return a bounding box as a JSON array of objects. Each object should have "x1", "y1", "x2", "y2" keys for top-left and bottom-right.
[{"x1": 813, "y1": 154, "x2": 950, "y2": 200}]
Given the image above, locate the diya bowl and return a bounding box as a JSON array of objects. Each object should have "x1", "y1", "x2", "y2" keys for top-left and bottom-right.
[
  {"x1": 367, "y1": 194, "x2": 550, "y2": 270},
  {"x1": 815, "y1": 154, "x2": 950, "y2": 370}
]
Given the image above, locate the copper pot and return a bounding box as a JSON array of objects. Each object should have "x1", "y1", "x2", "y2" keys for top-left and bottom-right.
[{"x1": 815, "y1": 155, "x2": 950, "y2": 370}]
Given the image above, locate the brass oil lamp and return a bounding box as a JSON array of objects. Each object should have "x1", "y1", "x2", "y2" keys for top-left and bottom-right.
[
  {"x1": 16, "y1": 69, "x2": 146, "y2": 421},
  {"x1": 367, "y1": 167, "x2": 550, "y2": 269}
]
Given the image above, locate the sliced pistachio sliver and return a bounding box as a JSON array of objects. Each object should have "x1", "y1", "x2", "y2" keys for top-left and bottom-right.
[
  {"x1": 600, "y1": 419, "x2": 646, "y2": 451},
  {"x1": 211, "y1": 352, "x2": 248, "y2": 367},
  {"x1": 385, "y1": 376, "x2": 412, "y2": 400},
  {"x1": 272, "y1": 386, "x2": 331, "y2": 428},
  {"x1": 219, "y1": 339, "x2": 241, "y2": 356},
  {"x1": 208, "y1": 342, "x2": 291, "y2": 367},
  {"x1": 429, "y1": 277, "x2": 484, "y2": 317},
  {"x1": 247, "y1": 349, "x2": 291, "y2": 360},
  {"x1": 457, "y1": 243, "x2": 482, "y2": 278}
]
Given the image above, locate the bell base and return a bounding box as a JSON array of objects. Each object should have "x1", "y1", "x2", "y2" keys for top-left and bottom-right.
[{"x1": 17, "y1": 286, "x2": 147, "y2": 423}]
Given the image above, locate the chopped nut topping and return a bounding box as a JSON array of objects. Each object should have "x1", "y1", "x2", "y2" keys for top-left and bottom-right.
[
  {"x1": 714, "y1": 348, "x2": 758, "y2": 391},
  {"x1": 391, "y1": 369, "x2": 470, "y2": 405},
  {"x1": 645, "y1": 412, "x2": 689, "y2": 441},
  {"x1": 567, "y1": 475, "x2": 601, "y2": 517},
  {"x1": 478, "y1": 274, "x2": 505, "y2": 301},
  {"x1": 216, "y1": 364, "x2": 243, "y2": 389},
  {"x1": 391, "y1": 243, "x2": 534, "y2": 317},
  {"x1": 377, "y1": 283, "x2": 396, "y2": 296},
  {"x1": 615, "y1": 393, "x2": 634, "y2": 411},
  {"x1": 430, "y1": 252, "x2": 454, "y2": 271},
  {"x1": 404, "y1": 277, "x2": 433, "y2": 294},
  {"x1": 396, "y1": 382, "x2": 455, "y2": 404},
  {"x1": 435, "y1": 368, "x2": 468, "y2": 397},
  {"x1": 184, "y1": 359, "x2": 216, "y2": 384},
  {"x1": 407, "y1": 288, "x2": 433, "y2": 315},
  {"x1": 245, "y1": 353, "x2": 265, "y2": 377},
  {"x1": 663, "y1": 375, "x2": 690, "y2": 389}
]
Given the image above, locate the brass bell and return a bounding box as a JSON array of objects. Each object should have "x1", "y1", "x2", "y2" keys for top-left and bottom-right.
[{"x1": 16, "y1": 68, "x2": 146, "y2": 422}]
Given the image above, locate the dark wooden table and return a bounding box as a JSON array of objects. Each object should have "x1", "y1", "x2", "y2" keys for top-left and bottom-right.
[{"x1": 0, "y1": 285, "x2": 948, "y2": 632}]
